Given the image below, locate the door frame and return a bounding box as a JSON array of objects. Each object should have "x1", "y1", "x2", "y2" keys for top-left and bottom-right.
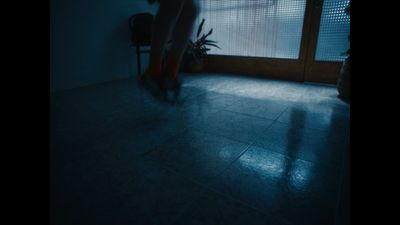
[
  {"x1": 202, "y1": 0, "x2": 344, "y2": 84},
  {"x1": 303, "y1": 0, "x2": 343, "y2": 83}
]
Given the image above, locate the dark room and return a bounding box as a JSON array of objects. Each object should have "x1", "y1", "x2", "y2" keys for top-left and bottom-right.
[{"x1": 50, "y1": 0, "x2": 350, "y2": 224}]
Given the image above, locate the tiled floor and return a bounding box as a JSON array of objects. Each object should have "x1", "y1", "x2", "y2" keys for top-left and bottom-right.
[{"x1": 50, "y1": 72, "x2": 350, "y2": 225}]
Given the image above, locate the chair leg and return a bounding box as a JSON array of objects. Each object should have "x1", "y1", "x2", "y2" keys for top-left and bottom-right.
[{"x1": 136, "y1": 45, "x2": 141, "y2": 78}]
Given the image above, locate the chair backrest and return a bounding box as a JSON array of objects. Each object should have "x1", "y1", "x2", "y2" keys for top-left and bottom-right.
[{"x1": 129, "y1": 13, "x2": 154, "y2": 46}]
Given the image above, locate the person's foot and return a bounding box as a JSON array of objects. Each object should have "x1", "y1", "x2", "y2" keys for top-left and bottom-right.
[
  {"x1": 138, "y1": 71, "x2": 166, "y2": 101},
  {"x1": 166, "y1": 78, "x2": 181, "y2": 100},
  {"x1": 161, "y1": 70, "x2": 182, "y2": 103}
]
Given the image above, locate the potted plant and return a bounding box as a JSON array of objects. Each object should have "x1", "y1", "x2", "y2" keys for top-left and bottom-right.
[
  {"x1": 337, "y1": 3, "x2": 350, "y2": 102},
  {"x1": 184, "y1": 18, "x2": 221, "y2": 73}
]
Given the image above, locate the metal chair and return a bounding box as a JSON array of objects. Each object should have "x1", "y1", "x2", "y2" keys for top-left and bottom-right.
[{"x1": 129, "y1": 13, "x2": 154, "y2": 78}]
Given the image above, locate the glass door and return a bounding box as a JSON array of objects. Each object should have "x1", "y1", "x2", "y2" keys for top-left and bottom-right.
[
  {"x1": 197, "y1": 0, "x2": 309, "y2": 81},
  {"x1": 303, "y1": 0, "x2": 350, "y2": 83},
  {"x1": 195, "y1": 0, "x2": 350, "y2": 84}
]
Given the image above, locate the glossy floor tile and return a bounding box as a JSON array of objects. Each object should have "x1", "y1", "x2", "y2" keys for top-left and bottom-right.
[
  {"x1": 51, "y1": 73, "x2": 350, "y2": 225},
  {"x1": 251, "y1": 120, "x2": 348, "y2": 169},
  {"x1": 206, "y1": 145, "x2": 342, "y2": 225},
  {"x1": 225, "y1": 97, "x2": 288, "y2": 120},
  {"x1": 145, "y1": 130, "x2": 250, "y2": 184},
  {"x1": 173, "y1": 188, "x2": 293, "y2": 225}
]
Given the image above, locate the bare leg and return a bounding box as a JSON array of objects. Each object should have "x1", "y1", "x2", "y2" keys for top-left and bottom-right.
[
  {"x1": 165, "y1": 0, "x2": 199, "y2": 80},
  {"x1": 146, "y1": 0, "x2": 185, "y2": 78}
]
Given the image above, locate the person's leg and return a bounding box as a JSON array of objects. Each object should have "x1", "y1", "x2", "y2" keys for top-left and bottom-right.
[
  {"x1": 164, "y1": 0, "x2": 199, "y2": 80},
  {"x1": 146, "y1": 0, "x2": 185, "y2": 79}
]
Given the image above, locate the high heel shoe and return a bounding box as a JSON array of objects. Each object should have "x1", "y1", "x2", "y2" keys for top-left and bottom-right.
[
  {"x1": 166, "y1": 78, "x2": 181, "y2": 98},
  {"x1": 138, "y1": 72, "x2": 166, "y2": 101}
]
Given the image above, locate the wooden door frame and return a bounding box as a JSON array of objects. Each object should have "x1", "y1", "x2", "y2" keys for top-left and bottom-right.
[
  {"x1": 201, "y1": 0, "x2": 343, "y2": 84},
  {"x1": 303, "y1": 0, "x2": 343, "y2": 83}
]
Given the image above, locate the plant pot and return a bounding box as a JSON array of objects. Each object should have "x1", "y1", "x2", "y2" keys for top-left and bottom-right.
[
  {"x1": 337, "y1": 55, "x2": 350, "y2": 102},
  {"x1": 187, "y1": 59, "x2": 204, "y2": 73}
]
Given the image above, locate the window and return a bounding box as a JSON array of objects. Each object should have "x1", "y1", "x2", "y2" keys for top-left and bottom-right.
[
  {"x1": 193, "y1": 0, "x2": 307, "y2": 59},
  {"x1": 315, "y1": 0, "x2": 350, "y2": 62}
]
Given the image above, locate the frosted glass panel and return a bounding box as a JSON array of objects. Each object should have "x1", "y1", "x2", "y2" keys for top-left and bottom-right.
[
  {"x1": 315, "y1": 0, "x2": 350, "y2": 62},
  {"x1": 193, "y1": 0, "x2": 307, "y2": 59}
]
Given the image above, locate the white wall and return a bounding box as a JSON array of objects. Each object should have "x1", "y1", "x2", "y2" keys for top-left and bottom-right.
[{"x1": 50, "y1": 0, "x2": 158, "y2": 92}]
